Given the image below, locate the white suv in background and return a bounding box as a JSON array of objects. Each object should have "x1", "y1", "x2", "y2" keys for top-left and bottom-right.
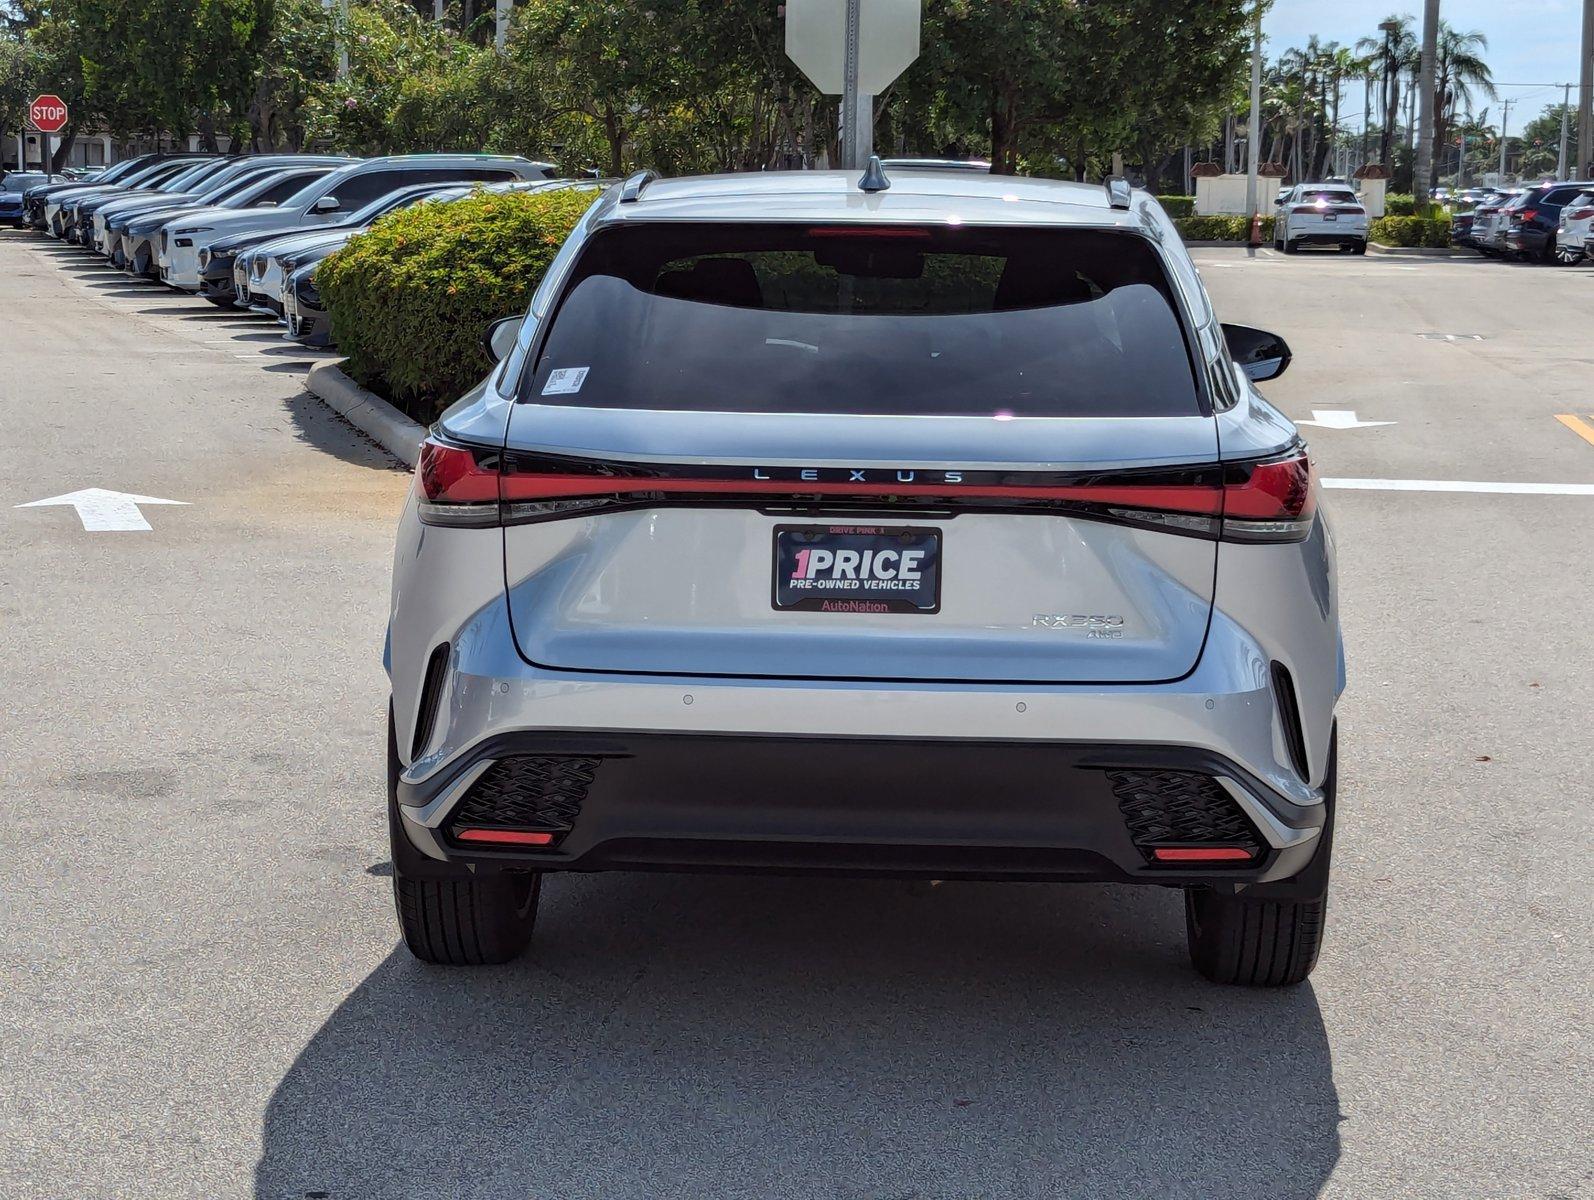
[
  {"x1": 160, "y1": 154, "x2": 557, "y2": 290},
  {"x1": 1274, "y1": 184, "x2": 1369, "y2": 255},
  {"x1": 1554, "y1": 191, "x2": 1594, "y2": 264}
]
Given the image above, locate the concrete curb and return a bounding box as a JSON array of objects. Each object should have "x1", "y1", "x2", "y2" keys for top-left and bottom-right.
[
  {"x1": 1367, "y1": 242, "x2": 1464, "y2": 257},
  {"x1": 306, "y1": 361, "x2": 425, "y2": 468}
]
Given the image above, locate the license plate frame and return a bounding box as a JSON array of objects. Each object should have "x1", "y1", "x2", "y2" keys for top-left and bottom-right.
[{"x1": 772, "y1": 524, "x2": 942, "y2": 615}]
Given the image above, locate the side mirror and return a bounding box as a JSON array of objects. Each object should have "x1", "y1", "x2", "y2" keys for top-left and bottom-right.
[
  {"x1": 484, "y1": 315, "x2": 521, "y2": 363},
  {"x1": 310, "y1": 194, "x2": 340, "y2": 214},
  {"x1": 1223, "y1": 323, "x2": 1291, "y2": 383}
]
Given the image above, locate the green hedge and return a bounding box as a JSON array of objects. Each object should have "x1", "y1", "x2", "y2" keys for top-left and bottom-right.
[
  {"x1": 1383, "y1": 193, "x2": 1416, "y2": 216},
  {"x1": 1173, "y1": 214, "x2": 1275, "y2": 241},
  {"x1": 1369, "y1": 215, "x2": 1450, "y2": 248},
  {"x1": 1155, "y1": 194, "x2": 1195, "y2": 217},
  {"x1": 318, "y1": 188, "x2": 594, "y2": 419}
]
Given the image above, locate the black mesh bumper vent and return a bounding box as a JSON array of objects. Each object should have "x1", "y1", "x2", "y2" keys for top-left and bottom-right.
[
  {"x1": 445, "y1": 756, "x2": 601, "y2": 843},
  {"x1": 1107, "y1": 769, "x2": 1261, "y2": 861}
]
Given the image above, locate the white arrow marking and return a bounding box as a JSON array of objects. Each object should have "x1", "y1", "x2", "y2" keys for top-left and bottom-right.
[
  {"x1": 15, "y1": 488, "x2": 189, "y2": 532},
  {"x1": 1298, "y1": 409, "x2": 1395, "y2": 430}
]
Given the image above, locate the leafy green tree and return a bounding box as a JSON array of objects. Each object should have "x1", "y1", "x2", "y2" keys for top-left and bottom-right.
[
  {"x1": 1516, "y1": 104, "x2": 1578, "y2": 178},
  {"x1": 247, "y1": 0, "x2": 336, "y2": 150}
]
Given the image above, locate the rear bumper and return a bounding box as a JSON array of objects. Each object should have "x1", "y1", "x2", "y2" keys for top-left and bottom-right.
[
  {"x1": 1286, "y1": 231, "x2": 1366, "y2": 247},
  {"x1": 1504, "y1": 227, "x2": 1549, "y2": 254},
  {"x1": 394, "y1": 731, "x2": 1325, "y2": 885}
]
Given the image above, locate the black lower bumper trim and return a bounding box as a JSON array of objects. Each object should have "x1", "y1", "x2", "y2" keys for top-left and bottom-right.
[{"x1": 398, "y1": 732, "x2": 1324, "y2": 885}]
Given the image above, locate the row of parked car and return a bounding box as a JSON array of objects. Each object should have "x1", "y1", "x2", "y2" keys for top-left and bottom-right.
[
  {"x1": 4, "y1": 150, "x2": 601, "y2": 346},
  {"x1": 1447, "y1": 181, "x2": 1594, "y2": 263}
]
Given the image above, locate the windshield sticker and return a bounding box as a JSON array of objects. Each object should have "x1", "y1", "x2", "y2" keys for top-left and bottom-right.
[{"x1": 541, "y1": 367, "x2": 590, "y2": 396}]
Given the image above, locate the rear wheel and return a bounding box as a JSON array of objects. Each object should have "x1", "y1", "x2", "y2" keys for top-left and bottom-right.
[
  {"x1": 1351, "y1": 240, "x2": 1367, "y2": 255},
  {"x1": 387, "y1": 708, "x2": 540, "y2": 965},
  {"x1": 1184, "y1": 890, "x2": 1326, "y2": 986},
  {"x1": 1280, "y1": 237, "x2": 1295, "y2": 254},
  {"x1": 1186, "y1": 727, "x2": 1334, "y2": 986}
]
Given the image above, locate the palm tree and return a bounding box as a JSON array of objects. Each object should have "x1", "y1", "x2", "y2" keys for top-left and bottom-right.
[
  {"x1": 1429, "y1": 24, "x2": 1496, "y2": 191},
  {"x1": 1357, "y1": 14, "x2": 1415, "y2": 168}
]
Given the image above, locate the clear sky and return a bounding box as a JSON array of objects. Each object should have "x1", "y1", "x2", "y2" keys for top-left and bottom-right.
[{"x1": 1265, "y1": 0, "x2": 1585, "y2": 133}]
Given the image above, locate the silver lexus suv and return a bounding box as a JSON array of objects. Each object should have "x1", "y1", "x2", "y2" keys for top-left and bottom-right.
[{"x1": 385, "y1": 166, "x2": 1342, "y2": 986}]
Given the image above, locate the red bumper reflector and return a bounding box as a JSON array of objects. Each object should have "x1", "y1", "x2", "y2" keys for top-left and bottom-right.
[
  {"x1": 455, "y1": 828, "x2": 555, "y2": 847},
  {"x1": 1152, "y1": 846, "x2": 1254, "y2": 863}
]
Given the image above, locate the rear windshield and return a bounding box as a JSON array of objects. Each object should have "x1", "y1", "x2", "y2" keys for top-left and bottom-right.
[
  {"x1": 524, "y1": 223, "x2": 1200, "y2": 417},
  {"x1": 1299, "y1": 189, "x2": 1357, "y2": 204}
]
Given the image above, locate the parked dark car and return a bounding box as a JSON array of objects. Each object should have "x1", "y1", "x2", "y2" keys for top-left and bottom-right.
[
  {"x1": 1, "y1": 171, "x2": 61, "y2": 226},
  {"x1": 20, "y1": 154, "x2": 167, "y2": 228},
  {"x1": 1502, "y1": 181, "x2": 1594, "y2": 262}
]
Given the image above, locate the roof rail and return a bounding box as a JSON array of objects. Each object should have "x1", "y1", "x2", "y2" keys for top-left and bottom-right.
[
  {"x1": 618, "y1": 169, "x2": 659, "y2": 204},
  {"x1": 1105, "y1": 176, "x2": 1132, "y2": 210}
]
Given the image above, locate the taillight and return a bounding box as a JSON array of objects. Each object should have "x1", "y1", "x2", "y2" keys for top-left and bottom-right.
[
  {"x1": 1341, "y1": 206, "x2": 1365, "y2": 216},
  {"x1": 1220, "y1": 452, "x2": 1316, "y2": 543},
  {"x1": 1570, "y1": 207, "x2": 1594, "y2": 220},
  {"x1": 1291, "y1": 205, "x2": 1315, "y2": 214},
  {"x1": 1516, "y1": 208, "x2": 1537, "y2": 222},
  {"x1": 415, "y1": 436, "x2": 501, "y2": 527},
  {"x1": 422, "y1": 439, "x2": 1316, "y2": 543}
]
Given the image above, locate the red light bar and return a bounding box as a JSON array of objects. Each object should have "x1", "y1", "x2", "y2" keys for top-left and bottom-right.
[
  {"x1": 805, "y1": 226, "x2": 933, "y2": 238},
  {"x1": 500, "y1": 473, "x2": 1226, "y2": 514},
  {"x1": 455, "y1": 828, "x2": 555, "y2": 847},
  {"x1": 1152, "y1": 846, "x2": 1255, "y2": 863}
]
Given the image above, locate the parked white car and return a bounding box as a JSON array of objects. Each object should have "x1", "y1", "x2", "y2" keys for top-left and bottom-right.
[
  {"x1": 1554, "y1": 191, "x2": 1594, "y2": 264},
  {"x1": 1273, "y1": 184, "x2": 1368, "y2": 254},
  {"x1": 160, "y1": 154, "x2": 556, "y2": 290}
]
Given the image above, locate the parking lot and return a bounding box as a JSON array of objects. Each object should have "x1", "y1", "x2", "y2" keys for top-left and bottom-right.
[{"x1": 1, "y1": 230, "x2": 1590, "y2": 1199}]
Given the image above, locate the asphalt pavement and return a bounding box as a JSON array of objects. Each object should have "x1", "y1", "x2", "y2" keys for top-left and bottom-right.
[{"x1": 0, "y1": 233, "x2": 1589, "y2": 1199}]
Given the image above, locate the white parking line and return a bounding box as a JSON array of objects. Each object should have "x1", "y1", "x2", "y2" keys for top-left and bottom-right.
[{"x1": 1324, "y1": 478, "x2": 1594, "y2": 496}]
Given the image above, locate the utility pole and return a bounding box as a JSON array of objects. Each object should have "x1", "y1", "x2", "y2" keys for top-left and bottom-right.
[
  {"x1": 1498, "y1": 97, "x2": 1512, "y2": 181},
  {"x1": 1580, "y1": 0, "x2": 1593, "y2": 177},
  {"x1": 495, "y1": 0, "x2": 511, "y2": 50},
  {"x1": 1414, "y1": 0, "x2": 1438, "y2": 208},
  {"x1": 1245, "y1": 0, "x2": 1262, "y2": 219},
  {"x1": 1557, "y1": 82, "x2": 1571, "y2": 178}
]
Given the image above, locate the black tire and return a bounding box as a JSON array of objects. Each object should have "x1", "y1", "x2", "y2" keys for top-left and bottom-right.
[
  {"x1": 1184, "y1": 889, "x2": 1326, "y2": 986},
  {"x1": 1280, "y1": 238, "x2": 1294, "y2": 254},
  {"x1": 1186, "y1": 727, "x2": 1334, "y2": 986},
  {"x1": 387, "y1": 708, "x2": 541, "y2": 965},
  {"x1": 1351, "y1": 240, "x2": 1367, "y2": 256},
  {"x1": 394, "y1": 871, "x2": 541, "y2": 966}
]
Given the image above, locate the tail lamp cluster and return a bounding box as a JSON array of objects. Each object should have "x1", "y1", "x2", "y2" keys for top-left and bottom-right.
[{"x1": 415, "y1": 436, "x2": 1316, "y2": 544}]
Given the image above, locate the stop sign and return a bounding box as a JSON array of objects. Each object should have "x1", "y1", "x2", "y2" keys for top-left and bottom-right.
[{"x1": 29, "y1": 94, "x2": 70, "y2": 135}]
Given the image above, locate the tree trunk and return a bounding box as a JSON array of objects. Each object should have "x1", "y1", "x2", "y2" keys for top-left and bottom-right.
[
  {"x1": 602, "y1": 105, "x2": 624, "y2": 177},
  {"x1": 1223, "y1": 114, "x2": 1235, "y2": 173},
  {"x1": 50, "y1": 126, "x2": 78, "y2": 172},
  {"x1": 199, "y1": 112, "x2": 219, "y2": 153}
]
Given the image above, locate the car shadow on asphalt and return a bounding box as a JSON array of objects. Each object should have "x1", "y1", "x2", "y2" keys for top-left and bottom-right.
[
  {"x1": 254, "y1": 873, "x2": 1342, "y2": 1199},
  {"x1": 282, "y1": 391, "x2": 408, "y2": 471}
]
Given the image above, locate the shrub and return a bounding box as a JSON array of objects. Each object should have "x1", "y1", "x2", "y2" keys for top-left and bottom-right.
[
  {"x1": 1173, "y1": 214, "x2": 1275, "y2": 242},
  {"x1": 1369, "y1": 215, "x2": 1450, "y2": 248},
  {"x1": 1155, "y1": 194, "x2": 1195, "y2": 217},
  {"x1": 318, "y1": 187, "x2": 595, "y2": 419},
  {"x1": 1383, "y1": 193, "x2": 1416, "y2": 216}
]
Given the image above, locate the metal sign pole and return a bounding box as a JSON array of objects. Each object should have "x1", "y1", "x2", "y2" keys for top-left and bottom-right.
[{"x1": 841, "y1": 0, "x2": 867, "y2": 169}]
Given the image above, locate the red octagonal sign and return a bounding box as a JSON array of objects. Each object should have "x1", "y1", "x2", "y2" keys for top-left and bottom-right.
[{"x1": 29, "y1": 94, "x2": 70, "y2": 135}]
